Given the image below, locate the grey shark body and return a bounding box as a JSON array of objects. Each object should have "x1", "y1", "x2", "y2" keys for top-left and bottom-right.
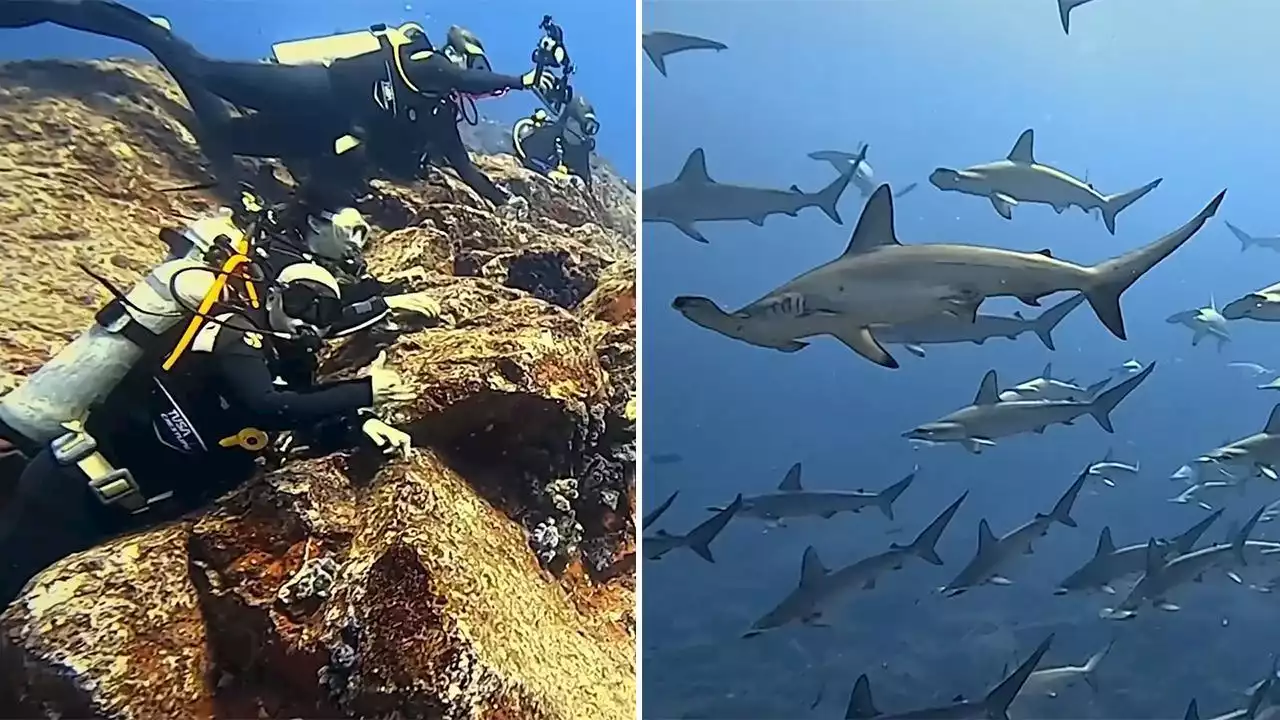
[
  {"x1": 1054, "y1": 511, "x2": 1223, "y2": 595},
  {"x1": 809, "y1": 147, "x2": 919, "y2": 200},
  {"x1": 710, "y1": 462, "x2": 916, "y2": 523},
  {"x1": 1105, "y1": 507, "x2": 1275, "y2": 619},
  {"x1": 670, "y1": 293, "x2": 1083, "y2": 361},
  {"x1": 942, "y1": 471, "x2": 1088, "y2": 596},
  {"x1": 644, "y1": 494, "x2": 742, "y2": 563},
  {"x1": 722, "y1": 183, "x2": 1222, "y2": 367},
  {"x1": 846, "y1": 634, "x2": 1055, "y2": 719},
  {"x1": 1167, "y1": 299, "x2": 1231, "y2": 350},
  {"x1": 1185, "y1": 405, "x2": 1280, "y2": 482},
  {"x1": 1013, "y1": 640, "x2": 1113, "y2": 701},
  {"x1": 1225, "y1": 221, "x2": 1280, "y2": 254},
  {"x1": 643, "y1": 147, "x2": 856, "y2": 243},
  {"x1": 929, "y1": 129, "x2": 1161, "y2": 234},
  {"x1": 1085, "y1": 447, "x2": 1140, "y2": 487},
  {"x1": 641, "y1": 31, "x2": 727, "y2": 76},
  {"x1": 1223, "y1": 282, "x2": 1280, "y2": 322},
  {"x1": 999, "y1": 361, "x2": 1106, "y2": 403},
  {"x1": 743, "y1": 494, "x2": 967, "y2": 637},
  {"x1": 905, "y1": 364, "x2": 1156, "y2": 454}
]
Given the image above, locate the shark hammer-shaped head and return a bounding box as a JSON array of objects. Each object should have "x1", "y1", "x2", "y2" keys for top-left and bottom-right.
[{"x1": 903, "y1": 422, "x2": 966, "y2": 442}]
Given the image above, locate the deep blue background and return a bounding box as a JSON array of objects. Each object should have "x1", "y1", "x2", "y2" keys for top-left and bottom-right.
[
  {"x1": 0, "y1": 0, "x2": 636, "y2": 179},
  {"x1": 642, "y1": 1, "x2": 1280, "y2": 718}
]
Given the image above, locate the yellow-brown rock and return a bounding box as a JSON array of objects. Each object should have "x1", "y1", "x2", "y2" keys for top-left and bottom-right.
[{"x1": 0, "y1": 57, "x2": 634, "y2": 719}]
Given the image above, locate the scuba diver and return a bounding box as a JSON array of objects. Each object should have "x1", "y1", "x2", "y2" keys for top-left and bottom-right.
[
  {"x1": 513, "y1": 94, "x2": 600, "y2": 189},
  {"x1": 0, "y1": 209, "x2": 419, "y2": 605},
  {"x1": 0, "y1": 0, "x2": 568, "y2": 214}
]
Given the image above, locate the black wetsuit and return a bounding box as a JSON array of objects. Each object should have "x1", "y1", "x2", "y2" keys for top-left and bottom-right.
[
  {"x1": 0, "y1": 315, "x2": 376, "y2": 606},
  {"x1": 0, "y1": 0, "x2": 525, "y2": 208}
]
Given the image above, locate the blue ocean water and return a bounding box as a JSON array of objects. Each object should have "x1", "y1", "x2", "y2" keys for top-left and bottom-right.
[
  {"x1": 0, "y1": 0, "x2": 636, "y2": 179},
  {"x1": 642, "y1": 1, "x2": 1280, "y2": 718}
]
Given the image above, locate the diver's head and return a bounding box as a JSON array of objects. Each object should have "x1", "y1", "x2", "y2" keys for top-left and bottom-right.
[
  {"x1": 1222, "y1": 293, "x2": 1267, "y2": 320},
  {"x1": 444, "y1": 25, "x2": 490, "y2": 71},
  {"x1": 568, "y1": 95, "x2": 599, "y2": 136},
  {"x1": 267, "y1": 262, "x2": 342, "y2": 340},
  {"x1": 929, "y1": 168, "x2": 963, "y2": 190},
  {"x1": 305, "y1": 207, "x2": 370, "y2": 264}
]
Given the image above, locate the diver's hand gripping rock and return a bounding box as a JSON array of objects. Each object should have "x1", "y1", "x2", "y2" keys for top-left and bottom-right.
[
  {"x1": 361, "y1": 418, "x2": 412, "y2": 457},
  {"x1": 366, "y1": 350, "x2": 415, "y2": 406},
  {"x1": 384, "y1": 292, "x2": 441, "y2": 320}
]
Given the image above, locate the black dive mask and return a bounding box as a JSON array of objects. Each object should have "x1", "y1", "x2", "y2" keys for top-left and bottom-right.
[{"x1": 281, "y1": 282, "x2": 342, "y2": 327}]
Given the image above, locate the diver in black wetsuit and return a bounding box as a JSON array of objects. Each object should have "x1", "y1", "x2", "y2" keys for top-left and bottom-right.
[
  {"x1": 0, "y1": 0, "x2": 562, "y2": 212},
  {"x1": 0, "y1": 260, "x2": 414, "y2": 606},
  {"x1": 513, "y1": 94, "x2": 600, "y2": 188}
]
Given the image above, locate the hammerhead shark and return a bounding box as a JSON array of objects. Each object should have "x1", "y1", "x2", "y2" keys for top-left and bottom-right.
[
  {"x1": 1166, "y1": 296, "x2": 1231, "y2": 351},
  {"x1": 743, "y1": 494, "x2": 967, "y2": 637},
  {"x1": 643, "y1": 146, "x2": 858, "y2": 243},
  {"x1": 930, "y1": 129, "x2": 1162, "y2": 234},
  {"x1": 1056, "y1": 0, "x2": 1101, "y2": 34},
  {"x1": 641, "y1": 30, "x2": 727, "y2": 76},
  {"x1": 1223, "y1": 282, "x2": 1280, "y2": 322},
  {"x1": 845, "y1": 634, "x2": 1055, "y2": 719},
  {"x1": 809, "y1": 147, "x2": 919, "y2": 200},
  {"x1": 644, "y1": 495, "x2": 742, "y2": 563},
  {"x1": 713, "y1": 183, "x2": 1222, "y2": 367},
  {"x1": 1054, "y1": 510, "x2": 1223, "y2": 595},
  {"x1": 1224, "y1": 221, "x2": 1280, "y2": 254},
  {"x1": 707, "y1": 462, "x2": 916, "y2": 525}
]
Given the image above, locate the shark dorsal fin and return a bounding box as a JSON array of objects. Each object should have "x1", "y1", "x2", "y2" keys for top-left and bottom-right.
[
  {"x1": 1265, "y1": 404, "x2": 1280, "y2": 434},
  {"x1": 1034, "y1": 248, "x2": 1053, "y2": 258},
  {"x1": 1042, "y1": 363, "x2": 1053, "y2": 380},
  {"x1": 1095, "y1": 526, "x2": 1115, "y2": 557},
  {"x1": 800, "y1": 546, "x2": 828, "y2": 588},
  {"x1": 846, "y1": 675, "x2": 880, "y2": 720},
  {"x1": 840, "y1": 185, "x2": 900, "y2": 257},
  {"x1": 986, "y1": 633, "x2": 1054, "y2": 710},
  {"x1": 779, "y1": 462, "x2": 803, "y2": 492},
  {"x1": 973, "y1": 370, "x2": 999, "y2": 405},
  {"x1": 1184, "y1": 699, "x2": 1200, "y2": 720},
  {"x1": 977, "y1": 519, "x2": 998, "y2": 551},
  {"x1": 1143, "y1": 537, "x2": 1163, "y2": 576},
  {"x1": 1007, "y1": 129, "x2": 1035, "y2": 164},
  {"x1": 676, "y1": 148, "x2": 713, "y2": 184},
  {"x1": 951, "y1": 694, "x2": 966, "y2": 702},
  {"x1": 1012, "y1": 311, "x2": 1024, "y2": 320}
]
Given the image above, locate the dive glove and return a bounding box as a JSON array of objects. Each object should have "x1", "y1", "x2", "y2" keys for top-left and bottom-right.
[
  {"x1": 362, "y1": 417, "x2": 412, "y2": 457},
  {"x1": 384, "y1": 291, "x2": 442, "y2": 320},
  {"x1": 366, "y1": 350, "x2": 416, "y2": 406},
  {"x1": 520, "y1": 68, "x2": 558, "y2": 95}
]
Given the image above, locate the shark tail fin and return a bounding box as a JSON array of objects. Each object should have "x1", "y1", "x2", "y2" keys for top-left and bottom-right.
[
  {"x1": 1083, "y1": 377, "x2": 1111, "y2": 400},
  {"x1": 894, "y1": 492, "x2": 968, "y2": 566},
  {"x1": 1185, "y1": 699, "x2": 1201, "y2": 720},
  {"x1": 1031, "y1": 294, "x2": 1085, "y2": 350},
  {"x1": 985, "y1": 633, "x2": 1055, "y2": 720},
  {"x1": 1057, "y1": 0, "x2": 1076, "y2": 33},
  {"x1": 1081, "y1": 639, "x2": 1114, "y2": 694},
  {"x1": 685, "y1": 494, "x2": 743, "y2": 563},
  {"x1": 1085, "y1": 191, "x2": 1223, "y2": 339},
  {"x1": 874, "y1": 467, "x2": 917, "y2": 520},
  {"x1": 845, "y1": 675, "x2": 881, "y2": 719},
  {"x1": 1100, "y1": 178, "x2": 1162, "y2": 235},
  {"x1": 1232, "y1": 505, "x2": 1266, "y2": 565},
  {"x1": 813, "y1": 145, "x2": 864, "y2": 224},
  {"x1": 643, "y1": 491, "x2": 679, "y2": 530},
  {"x1": 1225, "y1": 221, "x2": 1255, "y2": 252},
  {"x1": 1044, "y1": 469, "x2": 1089, "y2": 528},
  {"x1": 1086, "y1": 362, "x2": 1157, "y2": 432}
]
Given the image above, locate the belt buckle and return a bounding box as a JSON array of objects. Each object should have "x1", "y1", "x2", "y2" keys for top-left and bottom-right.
[{"x1": 87, "y1": 467, "x2": 145, "y2": 511}]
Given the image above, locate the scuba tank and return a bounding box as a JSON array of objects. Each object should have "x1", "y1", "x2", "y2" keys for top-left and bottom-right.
[
  {"x1": 0, "y1": 198, "x2": 267, "y2": 448},
  {"x1": 270, "y1": 22, "x2": 430, "y2": 66}
]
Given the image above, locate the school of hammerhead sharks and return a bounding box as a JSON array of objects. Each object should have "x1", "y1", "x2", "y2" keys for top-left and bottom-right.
[{"x1": 641, "y1": 3, "x2": 1280, "y2": 718}]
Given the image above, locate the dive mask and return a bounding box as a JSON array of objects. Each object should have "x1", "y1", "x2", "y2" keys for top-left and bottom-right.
[
  {"x1": 446, "y1": 25, "x2": 491, "y2": 72},
  {"x1": 281, "y1": 281, "x2": 342, "y2": 327},
  {"x1": 579, "y1": 113, "x2": 599, "y2": 137}
]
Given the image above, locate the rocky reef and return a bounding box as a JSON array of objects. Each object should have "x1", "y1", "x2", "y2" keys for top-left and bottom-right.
[{"x1": 0, "y1": 59, "x2": 635, "y2": 719}]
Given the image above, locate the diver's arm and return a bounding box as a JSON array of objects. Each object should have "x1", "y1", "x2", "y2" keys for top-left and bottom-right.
[
  {"x1": 412, "y1": 57, "x2": 525, "y2": 96},
  {"x1": 438, "y1": 130, "x2": 509, "y2": 205},
  {"x1": 213, "y1": 337, "x2": 374, "y2": 430}
]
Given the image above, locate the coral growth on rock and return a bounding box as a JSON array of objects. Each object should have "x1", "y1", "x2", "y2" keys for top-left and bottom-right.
[{"x1": 0, "y1": 59, "x2": 635, "y2": 719}]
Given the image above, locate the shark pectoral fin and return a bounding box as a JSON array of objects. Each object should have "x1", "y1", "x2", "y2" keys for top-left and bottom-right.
[
  {"x1": 1033, "y1": 426, "x2": 1047, "y2": 434},
  {"x1": 747, "y1": 216, "x2": 766, "y2": 227},
  {"x1": 832, "y1": 328, "x2": 899, "y2": 369},
  {"x1": 1102, "y1": 585, "x2": 1116, "y2": 595},
  {"x1": 1227, "y1": 571, "x2": 1243, "y2": 584},
  {"x1": 674, "y1": 221, "x2": 709, "y2": 243},
  {"x1": 989, "y1": 575, "x2": 1013, "y2": 586},
  {"x1": 1157, "y1": 602, "x2": 1181, "y2": 612},
  {"x1": 862, "y1": 577, "x2": 877, "y2": 590},
  {"x1": 904, "y1": 343, "x2": 927, "y2": 358},
  {"x1": 990, "y1": 193, "x2": 1016, "y2": 220}
]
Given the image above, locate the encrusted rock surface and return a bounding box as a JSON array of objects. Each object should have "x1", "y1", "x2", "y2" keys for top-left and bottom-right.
[{"x1": 0, "y1": 58, "x2": 634, "y2": 719}]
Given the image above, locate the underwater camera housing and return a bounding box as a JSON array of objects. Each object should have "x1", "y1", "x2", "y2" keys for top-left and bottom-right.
[
  {"x1": 531, "y1": 15, "x2": 575, "y2": 116},
  {"x1": 0, "y1": 188, "x2": 274, "y2": 448}
]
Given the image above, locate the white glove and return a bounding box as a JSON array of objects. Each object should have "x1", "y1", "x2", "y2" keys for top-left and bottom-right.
[
  {"x1": 384, "y1": 291, "x2": 442, "y2": 320},
  {"x1": 497, "y1": 194, "x2": 529, "y2": 220},
  {"x1": 367, "y1": 350, "x2": 415, "y2": 406},
  {"x1": 361, "y1": 417, "x2": 412, "y2": 457}
]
